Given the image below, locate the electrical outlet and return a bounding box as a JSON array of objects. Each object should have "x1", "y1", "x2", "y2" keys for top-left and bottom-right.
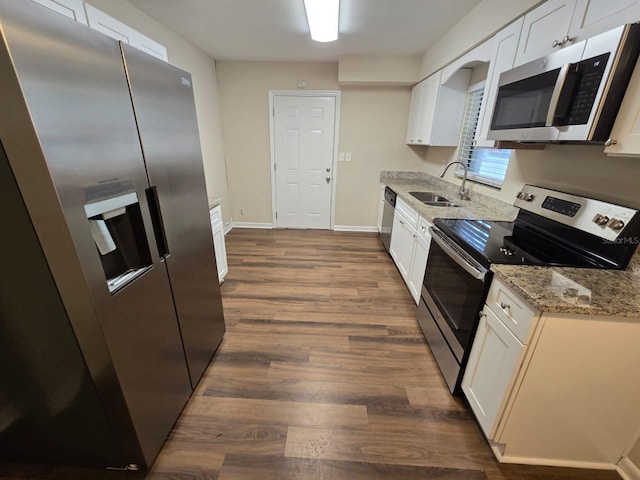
[
  {"x1": 345, "y1": 152, "x2": 352, "y2": 162},
  {"x1": 338, "y1": 152, "x2": 345, "y2": 161}
]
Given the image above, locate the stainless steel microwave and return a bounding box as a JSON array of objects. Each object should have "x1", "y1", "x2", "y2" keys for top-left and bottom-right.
[{"x1": 487, "y1": 24, "x2": 640, "y2": 143}]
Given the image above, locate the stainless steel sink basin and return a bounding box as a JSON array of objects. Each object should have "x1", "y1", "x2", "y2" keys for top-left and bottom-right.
[{"x1": 409, "y1": 191, "x2": 460, "y2": 207}]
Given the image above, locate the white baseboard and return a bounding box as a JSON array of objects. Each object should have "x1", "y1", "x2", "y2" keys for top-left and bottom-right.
[
  {"x1": 223, "y1": 223, "x2": 233, "y2": 234},
  {"x1": 494, "y1": 447, "x2": 616, "y2": 471},
  {"x1": 231, "y1": 222, "x2": 274, "y2": 229},
  {"x1": 333, "y1": 225, "x2": 379, "y2": 233},
  {"x1": 618, "y1": 457, "x2": 640, "y2": 480}
]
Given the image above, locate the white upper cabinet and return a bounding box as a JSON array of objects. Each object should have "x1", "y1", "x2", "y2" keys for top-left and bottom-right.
[
  {"x1": 475, "y1": 17, "x2": 524, "y2": 147},
  {"x1": 515, "y1": 0, "x2": 577, "y2": 66},
  {"x1": 85, "y1": 4, "x2": 136, "y2": 43},
  {"x1": 515, "y1": 0, "x2": 640, "y2": 66},
  {"x1": 84, "y1": 4, "x2": 169, "y2": 61},
  {"x1": 605, "y1": 59, "x2": 640, "y2": 156},
  {"x1": 569, "y1": 0, "x2": 640, "y2": 44},
  {"x1": 31, "y1": 0, "x2": 88, "y2": 24},
  {"x1": 134, "y1": 31, "x2": 169, "y2": 61},
  {"x1": 406, "y1": 82, "x2": 425, "y2": 144},
  {"x1": 406, "y1": 68, "x2": 471, "y2": 147}
]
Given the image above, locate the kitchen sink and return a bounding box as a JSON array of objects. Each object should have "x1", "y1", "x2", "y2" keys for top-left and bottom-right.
[{"x1": 409, "y1": 191, "x2": 460, "y2": 207}]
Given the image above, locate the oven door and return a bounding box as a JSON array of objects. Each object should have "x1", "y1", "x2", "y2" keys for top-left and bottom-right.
[{"x1": 421, "y1": 227, "x2": 489, "y2": 362}]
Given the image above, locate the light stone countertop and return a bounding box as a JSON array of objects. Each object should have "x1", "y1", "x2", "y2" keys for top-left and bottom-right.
[
  {"x1": 491, "y1": 264, "x2": 640, "y2": 318},
  {"x1": 380, "y1": 172, "x2": 518, "y2": 223}
]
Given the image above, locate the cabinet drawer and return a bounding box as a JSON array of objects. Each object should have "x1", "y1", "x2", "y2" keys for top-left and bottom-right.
[
  {"x1": 209, "y1": 205, "x2": 222, "y2": 226},
  {"x1": 417, "y1": 216, "x2": 432, "y2": 239},
  {"x1": 486, "y1": 277, "x2": 538, "y2": 344},
  {"x1": 395, "y1": 197, "x2": 419, "y2": 228}
]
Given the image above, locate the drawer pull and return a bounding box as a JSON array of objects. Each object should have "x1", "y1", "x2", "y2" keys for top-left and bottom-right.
[{"x1": 500, "y1": 302, "x2": 511, "y2": 310}]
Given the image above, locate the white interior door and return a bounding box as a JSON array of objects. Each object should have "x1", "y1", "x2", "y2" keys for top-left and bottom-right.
[{"x1": 273, "y1": 94, "x2": 336, "y2": 229}]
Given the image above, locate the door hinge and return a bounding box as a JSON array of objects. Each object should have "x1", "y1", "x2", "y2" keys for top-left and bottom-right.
[
  {"x1": 274, "y1": 163, "x2": 276, "y2": 171},
  {"x1": 275, "y1": 211, "x2": 278, "y2": 219},
  {"x1": 273, "y1": 107, "x2": 275, "y2": 116}
]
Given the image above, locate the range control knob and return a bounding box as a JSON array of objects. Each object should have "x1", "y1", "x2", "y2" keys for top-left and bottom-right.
[
  {"x1": 593, "y1": 214, "x2": 610, "y2": 226},
  {"x1": 608, "y1": 218, "x2": 625, "y2": 230},
  {"x1": 517, "y1": 191, "x2": 535, "y2": 201}
]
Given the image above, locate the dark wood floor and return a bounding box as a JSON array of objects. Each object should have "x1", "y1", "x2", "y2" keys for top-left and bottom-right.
[{"x1": 0, "y1": 229, "x2": 622, "y2": 479}]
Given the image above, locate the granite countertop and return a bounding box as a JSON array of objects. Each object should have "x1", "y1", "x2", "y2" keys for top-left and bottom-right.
[
  {"x1": 380, "y1": 171, "x2": 518, "y2": 223},
  {"x1": 491, "y1": 264, "x2": 640, "y2": 318}
]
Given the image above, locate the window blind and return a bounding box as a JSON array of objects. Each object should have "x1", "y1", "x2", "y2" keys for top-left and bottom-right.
[{"x1": 456, "y1": 88, "x2": 511, "y2": 188}]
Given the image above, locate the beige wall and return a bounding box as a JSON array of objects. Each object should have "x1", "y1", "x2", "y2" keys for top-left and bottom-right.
[
  {"x1": 89, "y1": 1, "x2": 231, "y2": 224},
  {"x1": 216, "y1": 61, "x2": 424, "y2": 226},
  {"x1": 216, "y1": 62, "x2": 339, "y2": 224},
  {"x1": 335, "y1": 87, "x2": 426, "y2": 226},
  {"x1": 338, "y1": 55, "x2": 421, "y2": 86}
]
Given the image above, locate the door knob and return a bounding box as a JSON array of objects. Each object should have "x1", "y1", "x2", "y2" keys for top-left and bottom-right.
[
  {"x1": 326, "y1": 167, "x2": 331, "y2": 172},
  {"x1": 326, "y1": 177, "x2": 331, "y2": 183}
]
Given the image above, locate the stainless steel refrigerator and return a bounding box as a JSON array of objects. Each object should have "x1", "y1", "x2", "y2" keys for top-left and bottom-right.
[{"x1": 0, "y1": 1, "x2": 225, "y2": 470}]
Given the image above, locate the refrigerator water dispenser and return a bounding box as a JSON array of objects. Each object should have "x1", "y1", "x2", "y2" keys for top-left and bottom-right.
[{"x1": 84, "y1": 192, "x2": 152, "y2": 293}]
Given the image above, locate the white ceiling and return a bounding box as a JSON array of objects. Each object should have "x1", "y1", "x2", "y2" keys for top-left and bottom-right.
[{"x1": 128, "y1": 0, "x2": 483, "y2": 61}]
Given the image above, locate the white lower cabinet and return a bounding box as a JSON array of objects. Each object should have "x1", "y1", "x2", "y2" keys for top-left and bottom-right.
[
  {"x1": 463, "y1": 276, "x2": 539, "y2": 438},
  {"x1": 389, "y1": 209, "x2": 415, "y2": 282},
  {"x1": 389, "y1": 197, "x2": 431, "y2": 305},
  {"x1": 462, "y1": 306, "x2": 525, "y2": 437},
  {"x1": 407, "y1": 218, "x2": 431, "y2": 303},
  {"x1": 209, "y1": 205, "x2": 228, "y2": 284}
]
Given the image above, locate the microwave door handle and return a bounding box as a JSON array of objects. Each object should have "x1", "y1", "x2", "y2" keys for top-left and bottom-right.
[{"x1": 545, "y1": 64, "x2": 572, "y2": 126}]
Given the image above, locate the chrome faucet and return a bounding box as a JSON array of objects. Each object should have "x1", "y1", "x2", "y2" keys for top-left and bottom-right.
[{"x1": 439, "y1": 161, "x2": 470, "y2": 200}]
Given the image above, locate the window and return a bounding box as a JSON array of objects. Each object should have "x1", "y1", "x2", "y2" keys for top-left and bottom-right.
[{"x1": 456, "y1": 86, "x2": 512, "y2": 188}]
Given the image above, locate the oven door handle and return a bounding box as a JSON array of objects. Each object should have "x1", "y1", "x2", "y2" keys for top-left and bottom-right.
[{"x1": 430, "y1": 228, "x2": 487, "y2": 281}]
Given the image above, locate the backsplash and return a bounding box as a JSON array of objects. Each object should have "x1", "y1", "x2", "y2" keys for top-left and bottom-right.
[{"x1": 380, "y1": 170, "x2": 519, "y2": 220}]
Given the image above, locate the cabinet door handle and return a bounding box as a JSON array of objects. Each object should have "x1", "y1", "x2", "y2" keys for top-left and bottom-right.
[
  {"x1": 500, "y1": 302, "x2": 511, "y2": 310},
  {"x1": 399, "y1": 220, "x2": 405, "y2": 225},
  {"x1": 552, "y1": 39, "x2": 561, "y2": 48},
  {"x1": 560, "y1": 35, "x2": 574, "y2": 45}
]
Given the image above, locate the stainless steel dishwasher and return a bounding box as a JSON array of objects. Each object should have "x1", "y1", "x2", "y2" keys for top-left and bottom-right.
[{"x1": 380, "y1": 186, "x2": 396, "y2": 252}]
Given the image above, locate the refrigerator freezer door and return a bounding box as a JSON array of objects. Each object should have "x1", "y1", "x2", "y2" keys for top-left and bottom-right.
[
  {"x1": 0, "y1": 1, "x2": 192, "y2": 467},
  {"x1": 121, "y1": 44, "x2": 226, "y2": 388}
]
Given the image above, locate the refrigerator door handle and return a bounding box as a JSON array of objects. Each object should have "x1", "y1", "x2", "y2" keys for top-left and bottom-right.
[{"x1": 145, "y1": 186, "x2": 170, "y2": 259}]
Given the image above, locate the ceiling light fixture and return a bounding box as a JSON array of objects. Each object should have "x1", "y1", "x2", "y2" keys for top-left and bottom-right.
[{"x1": 303, "y1": 0, "x2": 340, "y2": 42}]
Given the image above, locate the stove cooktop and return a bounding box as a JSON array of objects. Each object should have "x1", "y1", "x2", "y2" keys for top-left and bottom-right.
[{"x1": 432, "y1": 217, "x2": 606, "y2": 270}]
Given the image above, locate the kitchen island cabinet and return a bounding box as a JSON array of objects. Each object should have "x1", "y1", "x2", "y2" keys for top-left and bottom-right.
[{"x1": 463, "y1": 266, "x2": 640, "y2": 470}]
